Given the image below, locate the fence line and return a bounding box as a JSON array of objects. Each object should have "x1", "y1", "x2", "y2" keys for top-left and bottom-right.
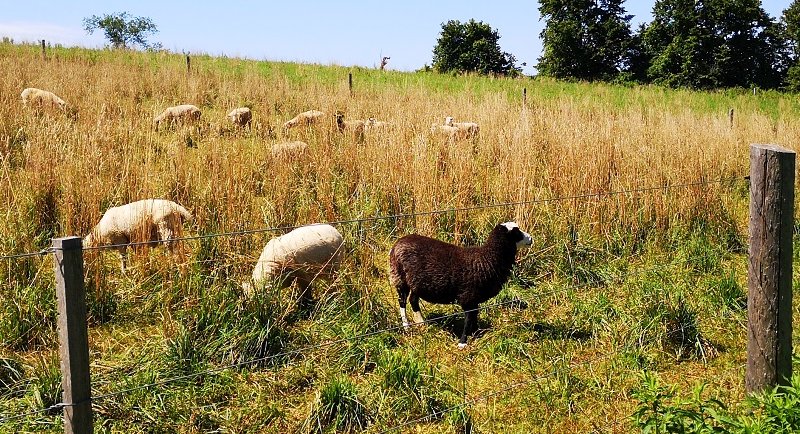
[
  {"x1": 0, "y1": 175, "x2": 746, "y2": 430},
  {"x1": 0, "y1": 176, "x2": 737, "y2": 258},
  {"x1": 377, "y1": 348, "x2": 620, "y2": 434},
  {"x1": 0, "y1": 402, "x2": 73, "y2": 424},
  {"x1": 78, "y1": 256, "x2": 684, "y2": 409}
]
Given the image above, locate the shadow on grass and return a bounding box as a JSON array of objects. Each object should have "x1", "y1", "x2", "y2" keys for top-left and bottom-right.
[{"x1": 527, "y1": 322, "x2": 592, "y2": 341}]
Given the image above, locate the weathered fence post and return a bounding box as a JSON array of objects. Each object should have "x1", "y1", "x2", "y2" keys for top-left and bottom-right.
[
  {"x1": 348, "y1": 72, "x2": 353, "y2": 96},
  {"x1": 186, "y1": 55, "x2": 191, "y2": 75},
  {"x1": 522, "y1": 87, "x2": 527, "y2": 108},
  {"x1": 728, "y1": 108, "x2": 734, "y2": 128},
  {"x1": 53, "y1": 237, "x2": 93, "y2": 434},
  {"x1": 41, "y1": 40, "x2": 46, "y2": 60},
  {"x1": 747, "y1": 144, "x2": 795, "y2": 394}
]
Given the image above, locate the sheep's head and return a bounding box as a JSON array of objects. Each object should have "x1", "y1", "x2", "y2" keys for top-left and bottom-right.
[
  {"x1": 499, "y1": 222, "x2": 532, "y2": 248},
  {"x1": 444, "y1": 116, "x2": 454, "y2": 126}
]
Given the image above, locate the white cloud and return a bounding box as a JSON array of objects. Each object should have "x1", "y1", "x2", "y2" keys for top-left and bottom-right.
[{"x1": 0, "y1": 21, "x2": 103, "y2": 47}]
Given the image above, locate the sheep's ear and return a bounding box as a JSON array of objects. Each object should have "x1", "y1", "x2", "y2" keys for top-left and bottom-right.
[{"x1": 500, "y1": 222, "x2": 518, "y2": 232}]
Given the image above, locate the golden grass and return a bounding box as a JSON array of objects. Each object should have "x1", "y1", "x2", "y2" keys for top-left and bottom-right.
[{"x1": 0, "y1": 41, "x2": 797, "y2": 432}]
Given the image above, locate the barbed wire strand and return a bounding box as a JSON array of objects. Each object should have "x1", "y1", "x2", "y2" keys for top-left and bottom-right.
[
  {"x1": 86, "y1": 255, "x2": 684, "y2": 405},
  {"x1": 65, "y1": 176, "x2": 740, "y2": 254},
  {"x1": 0, "y1": 248, "x2": 53, "y2": 261},
  {"x1": 0, "y1": 402, "x2": 74, "y2": 424}
]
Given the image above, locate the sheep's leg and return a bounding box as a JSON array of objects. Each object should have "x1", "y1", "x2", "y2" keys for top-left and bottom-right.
[
  {"x1": 393, "y1": 277, "x2": 410, "y2": 329},
  {"x1": 409, "y1": 295, "x2": 424, "y2": 326},
  {"x1": 118, "y1": 247, "x2": 128, "y2": 273},
  {"x1": 459, "y1": 306, "x2": 479, "y2": 350}
]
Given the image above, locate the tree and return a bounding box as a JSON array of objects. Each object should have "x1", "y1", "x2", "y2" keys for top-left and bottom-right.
[
  {"x1": 537, "y1": 0, "x2": 634, "y2": 82},
  {"x1": 783, "y1": 0, "x2": 800, "y2": 91},
  {"x1": 431, "y1": 19, "x2": 519, "y2": 75},
  {"x1": 83, "y1": 12, "x2": 158, "y2": 49},
  {"x1": 640, "y1": 0, "x2": 786, "y2": 89}
]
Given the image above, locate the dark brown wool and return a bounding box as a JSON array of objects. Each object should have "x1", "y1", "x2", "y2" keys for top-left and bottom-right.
[{"x1": 389, "y1": 223, "x2": 531, "y2": 347}]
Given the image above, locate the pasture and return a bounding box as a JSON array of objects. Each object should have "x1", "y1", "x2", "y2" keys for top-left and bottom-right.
[{"x1": 0, "y1": 41, "x2": 799, "y2": 432}]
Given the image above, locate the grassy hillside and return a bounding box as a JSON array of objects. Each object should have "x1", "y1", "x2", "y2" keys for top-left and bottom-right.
[{"x1": 0, "y1": 41, "x2": 798, "y2": 433}]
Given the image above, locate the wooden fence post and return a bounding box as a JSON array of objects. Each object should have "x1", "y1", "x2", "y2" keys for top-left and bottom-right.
[
  {"x1": 348, "y1": 72, "x2": 353, "y2": 96},
  {"x1": 523, "y1": 87, "x2": 527, "y2": 107},
  {"x1": 728, "y1": 108, "x2": 734, "y2": 128},
  {"x1": 41, "y1": 40, "x2": 46, "y2": 61},
  {"x1": 53, "y1": 237, "x2": 93, "y2": 434},
  {"x1": 186, "y1": 55, "x2": 191, "y2": 75},
  {"x1": 747, "y1": 144, "x2": 795, "y2": 394}
]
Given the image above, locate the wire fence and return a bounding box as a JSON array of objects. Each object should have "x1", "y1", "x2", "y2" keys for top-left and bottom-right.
[
  {"x1": 0, "y1": 176, "x2": 741, "y2": 259},
  {"x1": 0, "y1": 176, "x2": 744, "y2": 429}
]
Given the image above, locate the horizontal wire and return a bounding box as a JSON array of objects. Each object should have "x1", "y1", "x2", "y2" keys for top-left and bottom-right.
[
  {"x1": 77, "y1": 176, "x2": 739, "y2": 253},
  {"x1": 0, "y1": 248, "x2": 53, "y2": 261},
  {"x1": 0, "y1": 402, "x2": 72, "y2": 424}
]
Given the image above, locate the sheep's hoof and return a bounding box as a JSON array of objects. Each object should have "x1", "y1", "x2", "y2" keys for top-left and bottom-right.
[{"x1": 457, "y1": 343, "x2": 468, "y2": 350}]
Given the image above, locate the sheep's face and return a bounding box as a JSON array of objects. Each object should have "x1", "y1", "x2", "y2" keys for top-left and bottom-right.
[
  {"x1": 444, "y1": 116, "x2": 454, "y2": 126},
  {"x1": 500, "y1": 222, "x2": 532, "y2": 248}
]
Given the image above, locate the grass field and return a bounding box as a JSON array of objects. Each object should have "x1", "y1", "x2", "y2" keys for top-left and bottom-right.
[{"x1": 1, "y1": 41, "x2": 799, "y2": 433}]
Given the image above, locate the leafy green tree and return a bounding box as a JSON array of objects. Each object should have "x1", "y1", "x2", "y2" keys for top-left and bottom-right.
[
  {"x1": 538, "y1": 0, "x2": 633, "y2": 82},
  {"x1": 783, "y1": 0, "x2": 800, "y2": 91},
  {"x1": 431, "y1": 19, "x2": 518, "y2": 75},
  {"x1": 641, "y1": 0, "x2": 786, "y2": 89},
  {"x1": 83, "y1": 12, "x2": 158, "y2": 49}
]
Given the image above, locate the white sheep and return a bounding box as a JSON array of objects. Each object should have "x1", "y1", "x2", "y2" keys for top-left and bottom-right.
[
  {"x1": 444, "y1": 116, "x2": 480, "y2": 139},
  {"x1": 227, "y1": 107, "x2": 252, "y2": 128},
  {"x1": 365, "y1": 117, "x2": 389, "y2": 131},
  {"x1": 249, "y1": 224, "x2": 344, "y2": 299},
  {"x1": 282, "y1": 110, "x2": 325, "y2": 130},
  {"x1": 430, "y1": 123, "x2": 463, "y2": 138},
  {"x1": 21, "y1": 88, "x2": 68, "y2": 111},
  {"x1": 84, "y1": 199, "x2": 193, "y2": 272},
  {"x1": 153, "y1": 104, "x2": 202, "y2": 130},
  {"x1": 271, "y1": 141, "x2": 308, "y2": 159}
]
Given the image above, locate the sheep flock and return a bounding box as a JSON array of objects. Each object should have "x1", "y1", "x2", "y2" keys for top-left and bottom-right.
[{"x1": 21, "y1": 83, "x2": 528, "y2": 350}]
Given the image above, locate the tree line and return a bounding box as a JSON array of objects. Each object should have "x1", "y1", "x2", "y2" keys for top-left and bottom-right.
[
  {"x1": 431, "y1": 1, "x2": 800, "y2": 92},
  {"x1": 538, "y1": 0, "x2": 800, "y2": 90}
]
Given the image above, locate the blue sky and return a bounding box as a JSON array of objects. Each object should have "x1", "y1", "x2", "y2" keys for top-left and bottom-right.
[{"x1": 0, "y1": 1, "x2": 791, "y2": 75}]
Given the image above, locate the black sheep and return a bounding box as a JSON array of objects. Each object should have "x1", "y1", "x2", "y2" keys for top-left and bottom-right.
[{"x1": 389, "y1": 222, "x2": 532, "y2": 348}]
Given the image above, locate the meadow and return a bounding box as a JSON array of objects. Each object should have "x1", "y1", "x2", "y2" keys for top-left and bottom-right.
[{"x1": 0, "y1": 41, "x2": 799, "y2": 432}]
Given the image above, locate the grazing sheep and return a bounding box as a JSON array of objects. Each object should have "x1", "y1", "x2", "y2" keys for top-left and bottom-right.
[
  {"x1": 227, "y1": 107, "x2": 252, "y2": 128},
  {"x1": 430, "y1": 123, "x2": 464, "y2": 139},
  {"x1": 335, "y1": 112, "x2": 366, "y2": 140},
  {"x1": 271, "y1": 141, "x2": 308, "y2": 159},
  {"x1": 282, "y1": 110, "x2": 325, "y2": 130},
  {"x1": 21, "y1": 87, "x2": 68, "y2": 111},
  {"x1": 153, "y1": 104, "x2": 202, "y2": 130},
  {"x1": 249, "y1": 224, "x2": 344, "y2": 298},
  {"x1": 389, "y1": 222, "x2": 532, "y2": 349},
  {"x1": 365, "y1": 117, "x2": 389, "y2": 131},
  {"x1": 444, "y1": 116, "x2": 480, "y2": 139},
  {"x1": 84, "y1": 199, "x2": 193, "y2": 272}
]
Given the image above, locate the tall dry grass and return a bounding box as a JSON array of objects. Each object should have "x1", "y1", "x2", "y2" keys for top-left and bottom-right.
[{"x1": 2, "y1": 42, "x2": 785, "y2": 262}]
